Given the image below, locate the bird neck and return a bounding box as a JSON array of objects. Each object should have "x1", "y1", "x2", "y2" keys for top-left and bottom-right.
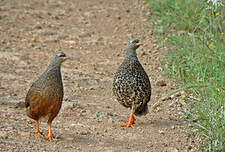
[
  {"x1": 125, "y1": 48, "x2": 137, "y2": 59},
  {"x1": 47, "y1": 60, "x2": 61, "y2": 71}
]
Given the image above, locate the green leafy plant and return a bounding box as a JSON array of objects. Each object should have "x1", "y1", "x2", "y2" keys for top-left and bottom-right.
[{"x1": 147, "y1": 0, "x2": 225, "y2": 151}]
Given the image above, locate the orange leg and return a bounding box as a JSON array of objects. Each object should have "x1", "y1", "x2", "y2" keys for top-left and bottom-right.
[
  {"x1": 35, "y1": 120, "x2": 43, "y2": 137},
  {"x1": 45, "y1": 124, "x2": 53, "y2": 141},
  {"x1": 121, "y1": 113, "x2": 137, "y2": 128}
]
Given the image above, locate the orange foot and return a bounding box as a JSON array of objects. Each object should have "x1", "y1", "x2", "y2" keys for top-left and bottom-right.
[
  {"x1": 121, "y1": 113, "x2": 137, "y2": 128},
  {"x1": 35, "y1": 130, "x2": 43, "y2": 137},
  {"x1": 45, "y1": 135, "x2": 53, "y2": 141},
  {"x1": 45, "y1": 135, "x2": 58, "y2": 141},
  {"x1": 45, "y1": 124, "x2": 56, "y2": 141},
  {"x1": 35, "y1": 120, "x2": 43, "y2": 137}
]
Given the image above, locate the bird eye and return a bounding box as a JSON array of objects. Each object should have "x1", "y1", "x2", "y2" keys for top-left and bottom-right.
[
  {"x1": 132, "y1": 39, "x2": 139, "y2": 44},
  {"x1": 58, "y1": 53, "x2": 66, "y2": 57}
]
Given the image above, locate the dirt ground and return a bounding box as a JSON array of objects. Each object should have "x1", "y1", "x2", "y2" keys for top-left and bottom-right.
[{"x1": 0, "y1": 0, "x2": 197, "y2": 151}]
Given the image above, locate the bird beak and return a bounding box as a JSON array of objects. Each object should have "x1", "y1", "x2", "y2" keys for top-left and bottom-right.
[
  {"x1": 136, "y1": 41, "x2": 143, "y2": 47},
  {"x1": 63, "y1": 56, "x2": 70, "y2": 61}
]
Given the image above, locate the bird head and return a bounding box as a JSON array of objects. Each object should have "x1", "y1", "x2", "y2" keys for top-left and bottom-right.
[
  {"x1": 51, "y1": 52, "x2": 69, "y2": 66},
  {"x1": 57, "y1": 52, "x2": 69, "y2": 63},
  {"x1": 126, "y1": 38, "x2": 143, "y2": 50},
  {"x1": 125, "y1": 38, "x2": 143, "y2": 58}
]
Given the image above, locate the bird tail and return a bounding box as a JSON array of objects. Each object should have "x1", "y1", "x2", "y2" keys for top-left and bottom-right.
[{"x1": 134, "y1": 103, "x2": 149, "y2": 116}]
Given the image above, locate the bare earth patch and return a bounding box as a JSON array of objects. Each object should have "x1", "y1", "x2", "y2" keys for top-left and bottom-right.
[{"x1": 0, "y1": 0, "x2": 196, "y2": 151}]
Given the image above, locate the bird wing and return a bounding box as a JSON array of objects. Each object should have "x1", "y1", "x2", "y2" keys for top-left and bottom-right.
[
  {"x1": 114, "y1": 59, "x2": 151, "y2": 105},
  {"x1": 25, "y1": 82, "x2": 40, "y2": 108}
]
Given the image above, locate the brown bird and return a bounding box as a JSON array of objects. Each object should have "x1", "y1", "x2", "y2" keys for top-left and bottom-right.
[
  {"x1": 25, "y1": 52, "x2": 69, "y2": 141},
  {"x1": 113, "y1": 38, "x2": 151, "y2": 128}
]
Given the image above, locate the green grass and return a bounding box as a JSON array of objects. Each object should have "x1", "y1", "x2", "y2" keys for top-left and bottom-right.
[{"x1": 147, "y1": 0, "x2": 225, "y2": 151}]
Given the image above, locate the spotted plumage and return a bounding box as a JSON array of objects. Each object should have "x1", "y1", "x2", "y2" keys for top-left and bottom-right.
[
  {"x1": 113, "y1": 38, "x2": 151, "y2": 128},
  {"x1": 25, "y1": 52, "x2": 69, "y2": 141}
]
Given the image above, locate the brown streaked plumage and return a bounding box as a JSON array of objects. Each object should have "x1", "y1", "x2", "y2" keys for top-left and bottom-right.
[
  {"x1": 25, "y1": 52, "x2": 69, "y2": 141},
  {"x1": 113, "y1": 38, "x2": 151, "y2": 128}
]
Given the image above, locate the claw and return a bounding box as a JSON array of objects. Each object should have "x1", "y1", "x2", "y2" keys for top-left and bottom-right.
[
  {"x1": 121, "y1": 113, "x2": 137, "y2": 128},
  {"x1": 121, "y1": 123, "x2": 135, "y2": 128},
  {"x1": 35, "y1": 130, "x2": 43, "y2": 137},
  {"x1": 45, "y1": 135, "x2": 53, "y2": 141}
]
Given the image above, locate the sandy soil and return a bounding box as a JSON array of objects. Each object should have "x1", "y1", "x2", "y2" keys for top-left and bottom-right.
[{"x1": 0, "y1": 0, "x2": 197, "y2": 151}]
